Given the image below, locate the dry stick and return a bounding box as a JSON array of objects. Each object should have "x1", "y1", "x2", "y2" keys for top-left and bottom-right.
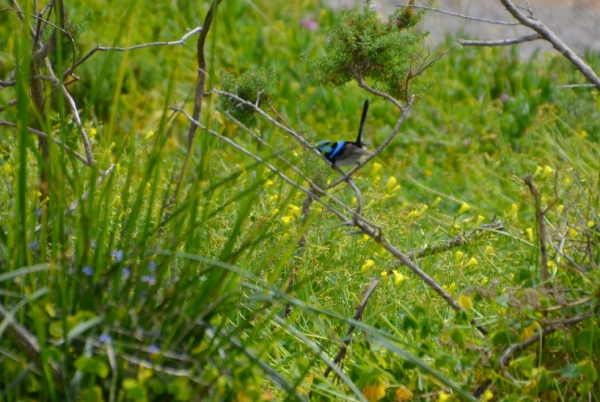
[
  {"x1": 168, "y1": 1, "x2": 221, "y2": 210},
  {"x1": 323, "y1": 279, "x2": 379, "y2": 378},
  {"x1": 0, "y1": 120, "x2": 90, "y2": 165},
  {"x1": 498, "y1": 306, "x2": 600, "y2": 378},
  {"x1": 43, "y1": 58, "x2": 94, "y2": 165},
  {"x1": 390, "y1": 221, "x2": 505, "y2": 269},
  {"x1": 523, "y1": 175, "x2": 549, "y2": 284},
  {"x1": 0, "y1": 98, "x2": 18, "y2": 113},
  {"x1": 0, "y1": 302, "x2": 64, "y2": 388},
  {"x1": 395, "y1": 4, "x2": 520, "y2": 26},
  {"x1": 499, "y1": 0, "x2": 600, "y2": 91},
  {"x1": 63, "y1": 26, "x2": 202, "y2": 77},
  {"x1": 458, "y1": 34, "x2": 541, "y2": 47}
]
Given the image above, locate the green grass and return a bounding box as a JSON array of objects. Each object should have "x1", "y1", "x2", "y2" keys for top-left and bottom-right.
[{"x1": 1, "y1": 0, "x2": 599, "y2": 401}]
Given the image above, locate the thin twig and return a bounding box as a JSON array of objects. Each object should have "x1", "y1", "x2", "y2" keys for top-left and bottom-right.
[
  {"x1": 523, "y1": 175, "x2": 549, "y2": 284},
  {"x1": 0, "y1": 302, "x2": 64, "y2": 387},
  {"x1": 323, "y1": 279, "x2": 380, "y2": 378},
  {"x1": 63, "y1": 26, "x2": 203, "y2": 77},
  {"x1": 0, "y1": 120, "x2": 90, "y2": 165},
  {"x1": 390, "y1": 221, "x2": 504, "y2": 270},
  {"x1": 499, "y1": 0, "x2": 600, "y2": 91},
  {"x1": 458, "y1": 34, "x2": 541, "y2": 47},
  {"x1": 395, "y1": 4, "x2": 520, "y2": 26}
]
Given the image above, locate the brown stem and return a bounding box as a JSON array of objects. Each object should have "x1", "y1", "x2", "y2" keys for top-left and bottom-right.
[
  {"x1": 523, "y1": 175, "x2": 549, "y2": 284},
  {"x1": 168, "y1": 0, "x2": 222, "y2": 210}
]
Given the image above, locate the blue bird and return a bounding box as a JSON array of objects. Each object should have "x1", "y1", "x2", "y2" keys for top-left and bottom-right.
[{"x1": 316, "y1": 100, "x2": 372, "y2": 167}]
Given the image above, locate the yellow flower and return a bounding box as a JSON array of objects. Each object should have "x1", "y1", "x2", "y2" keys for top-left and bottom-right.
[
  {"x1": 557, "y1": 204, "x2": 564, "y2": 215},
  {"x1": 588, "y1": 221, "x2": 595, "y2": 228},
  {"x1": 506, "y1": 203, "x2": 518, "y2": 220},
  {"x1": 443, "y1": 282, "x2": 456, "y2": 292},
  {"x1": 264, "y1": 179, "x2": 274, "y2": 187},
  {"x1": 521, "y1": 323, "x2": 537, "y2": 341},
  {"x1": 481, "y1": 390, "x2": 493, "y2": 402},
  {"x1": 432, "y1": 196, "x2": 442, "y2": 208},
  {"x1": 371, "y1": 162, "x2": 382, "y2": 177},
  {"x1": 3, "y1": 163, "x2": 12, "y2": 175},
  {"x1": 381, "y1": 272, "x2": 388, "y2": 281},
  {"x1": 465, "y1": 257, "x2": 478, "y2": 267},
  {"x1": 405, "y1": 210, "x2": 418, "y2": 220},
  {"x1": 89, "y1": 128, "x2": 98, "y2": 138},
  {"x1": 569, "y1": 228, "x2": 578, "y2": 238},
  {"x1": 540, "y1": 165, "x2": 554, "y2": 180},
  {"x1": 484, "y1": 245, "x2": 494, "y2": 257},
  {"x1": 395, "y1": 386, "x2": 413, "y2": 401},
  {"x1": 144, "y1": 130, "x2": 155, "y2": 140},
  {"x1": 361, "y1": 259, "x2": 375, "y2": 273},
  {"x1": 281, "y1": 216, "x2": 293, "y2": 225},
  {"x1": 476, "y1": 215, "x2": 485, "y2": 226},
  {"x1": 288, "y1": 204, "x2": 301, "y2": 216},
  {"x1": 419, "y1": 204, "x2": 429, "y2": 214},
  {"x1": 481, "y1": 276, "x2": 488, "y2": 284},
  {"x1": 454, "y1": 251, "x2": 464, "y2": 265},
  {"x1": 385, "y1": 176, "x2": 401, "y2": 195},
  {"x1": 534, "y1": 166, "x2": 543, "y2": 176},
  {"x1": 393, "y1": 270, "x2": 405, "y2": 285},
  {"x1": 362, "y1": 383, "x2": 387, "y2": 402},
  {"x1": 438, "y1": 392, "x2": 452, "y2": 402},
  {"x1": 458, "y1": 294, "x2": 473, "y2": 310},
  {"x1": 526, "y1": 228, "x2": 534, "y2": 243},
  {"x1": 457, "y1": 202, "x2": 470, "y2": 215}
]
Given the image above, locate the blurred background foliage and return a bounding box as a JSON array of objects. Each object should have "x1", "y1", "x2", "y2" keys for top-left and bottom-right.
[{"x1": 0, "y1": 0, "x2": 599, "y2": 400}]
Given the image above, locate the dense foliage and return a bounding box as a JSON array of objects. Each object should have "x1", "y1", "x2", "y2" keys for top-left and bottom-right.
[{"x1": 0, "y1": 0, "x2": 599, "y2": 401}]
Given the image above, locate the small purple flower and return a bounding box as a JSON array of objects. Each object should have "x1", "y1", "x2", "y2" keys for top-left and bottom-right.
[
  {"x1": 300, "y1": 19, "x2": 318, "y2": 31},
  {"x1": 147, "y1": 344, "x2": 160, "y2": 354},
  {"x1": 35, "y1": 208, "x2": 43, "y2": 218},
  {"x1": 122, "y1": 267, "x2": 131, "y2": 277},
  {"x1": 91, "y1": 241, "x2": 98, "y2": 249},
  {"x1": 501, "y1": 93, "x2": 509, "y2": 102},
  {"x1": 28, "y1": 241, "x2": 39, "y2": 250},
  {"x1": 141, "y1": 275, "x2": 156, "y2": 285},
  {"x1": 82, "y1": 266, "x2": 94, "y2": 276},
  {"x1": 99, "y1": 333, "x2": 112, "y2": 344},
  {"x1": 111, "y1": 250, "x2": 124, "y2": 262},
  {"x1": 148, "y1": 261, "x2": 158, "y2": 271}
]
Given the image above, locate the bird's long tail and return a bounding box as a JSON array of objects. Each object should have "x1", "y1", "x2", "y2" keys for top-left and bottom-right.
[{"x1": 356, "y1": 99, "x2": 369, "y2": 146}]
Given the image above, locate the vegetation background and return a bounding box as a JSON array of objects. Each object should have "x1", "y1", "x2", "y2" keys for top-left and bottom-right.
[{"x1": 0, "y1": 0, "x2": 599, "y2": 401}]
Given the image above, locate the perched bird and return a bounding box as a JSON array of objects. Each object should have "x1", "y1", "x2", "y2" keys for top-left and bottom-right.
[{"x1": 316, "y1": 99, "x2": 372, "y2": 167}]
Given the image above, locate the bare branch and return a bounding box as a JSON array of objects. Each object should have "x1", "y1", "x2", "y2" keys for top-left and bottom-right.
[
  {"x1": 44, "y1": 58, "x2": 94, "y2": 165},
  {"x1": 323, "y1": 279, "x2": 380, "y2": 378},
  {"x1": 523, "y1": 175, "x2": 549, "y2": 284},
  {"x1": 0, "y1": 302, "x2": 64, "y2": 387},
  {"x1": 391, "y1": 220, "x2": 505, "y2": 270},
  {"x1": 64, "y1": 26, "x2": 202, "y2": 77},
  {"x1": 395, "y1": 4, "x2": 520, "y2": 26},
  {"x1": 499, "y1": 0, "x2": 600, "y2": 91},
  {"x1": 499, "y1": 306, "x2": 599, "y2": 374},
  {"x1": 458, "y1": 34, "x2": 541, "y2": 47},
  {"x1": 0, "y1": 120, "x2": 91, "y2": 165}
]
